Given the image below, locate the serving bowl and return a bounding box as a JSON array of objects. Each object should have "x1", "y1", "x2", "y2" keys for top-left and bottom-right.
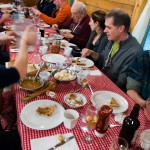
[
  {"x1": 64, "y1": 93, "x2": 87, "y2": 108},
  {"x1": 18, "y1": 77, "x2": 44, "y2": 92},
  {"x1": 51, "y1": 69, "x2": 76, "y2": 81}
]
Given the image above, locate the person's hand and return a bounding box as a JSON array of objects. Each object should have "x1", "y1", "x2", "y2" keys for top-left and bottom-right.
[
  {"x1": 6, "y1": 30, "x2": 16, "y2": 36},
  {"x1": 61, "y1": 32, "x2": 74, "y2": 39},
  {"x1": 138, "y1": 99, "x2": 146, "y2": 108},
  {"x1": 21, "y1": 25, "x2": 37, "y2": 45},
  {"x1": 81, "y1": 48, "x2": 93, "y2": 57},
  {"x1": 1, "y1": 13, "x2": 11, "y2": 22},
  {"x1": 52, "y1": 24, "x2": 58, "y2": 30},
  {"x1": 32, "y1": 8, "x2": 41, "y2": 17}
]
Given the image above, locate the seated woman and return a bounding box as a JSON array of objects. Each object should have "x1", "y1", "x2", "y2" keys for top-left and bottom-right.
[
  {"x1": 85, "y1": 10, "x2": 108, "y2": 53},
  {"x1": 37, "y1": 0, "x2": 56, "y2": 17},
  {"x1": 82, "y1": 10, "x2": 108, "y2": 68},
  {"x1": 126, "y1": 50, "x2": 150, "y2": 108}
]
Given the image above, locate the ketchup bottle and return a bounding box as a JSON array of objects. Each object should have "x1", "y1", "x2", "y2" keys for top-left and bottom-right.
[{"x1": 95, "y1": 105, "x2": 113, "y2": 137}]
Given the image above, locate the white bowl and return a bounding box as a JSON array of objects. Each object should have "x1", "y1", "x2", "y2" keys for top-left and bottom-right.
[
  {"x1": 39, "y1": 71, "x2": 51, "y2": 82},
  {"x1": 140, "y1": 129, "x2": 150, "y2": 150},
  {"x1": 64, "y1": 93, "x2": 87, "y2": 108}
]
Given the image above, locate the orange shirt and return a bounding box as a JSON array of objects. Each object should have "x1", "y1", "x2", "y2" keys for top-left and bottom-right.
[{"x1": 40, "y1": 4, "x2": 71, "y2": 25}]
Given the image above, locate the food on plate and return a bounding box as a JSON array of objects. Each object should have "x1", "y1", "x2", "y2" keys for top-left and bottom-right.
[
  {"x1": 61, "y1": 40, "x2": 68, "y2": 47},
  {"x1": 5, "y1": 25, "x2": 11, "y2": 30},
  {"x1": 66, "y1": 93, "x2": 83, "y2": 106},
  {"x1": 57, "y1": 134, "x2": 65, "y2": 143},
  {"x1": 110, "y1": 97, "x2": 120, "y2": 107},
  {"x1": 60, "y1": 29, "x2": 71, "y2": 34},
  {"x1": 72, "y1": 59, "x2": 86, "y2": 66},
  {"x1": 26, "y1": 64, "x2": 38, "y2": 76},
  {"x1": 54, "y1": 69, "x2": 75, "y2": 81},
  {"x1": 19, "y1": 79, "x2": 42, "y2": 90},
  {"x1": 11, "y1": 44, "x2": 18, "y2": 49},
  {"x1": 36, "y1": 105, "x2": 56, "y2": 116}
]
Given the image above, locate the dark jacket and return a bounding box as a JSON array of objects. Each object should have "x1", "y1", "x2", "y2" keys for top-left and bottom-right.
[
  {"x1": 86, "y1": 31, "x2": 108, "y2": 53},
  {"x1": 96, "y1": 33, "x2": 143, "y2": 91},
  {"x1": 37, "y1": 0, "x2": 56, "y2": 17},
  {"x1": 59, "y1": 14, "x2": 91, "y2": 49}
]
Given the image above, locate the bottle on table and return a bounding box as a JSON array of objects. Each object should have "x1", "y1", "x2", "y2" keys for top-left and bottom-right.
[
  {"x1": 95, "y1": 105, "x2": 113, "y2": 137},
  {"x1": 119, "y1": 104, "x2": 140, "y2": 148}
]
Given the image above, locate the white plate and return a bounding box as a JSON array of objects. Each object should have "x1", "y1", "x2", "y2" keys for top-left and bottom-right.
[
  {"x1": 42, "y1": 54, "x2": 66, "y2": 63},
  {"x1": 37, "y1": 23, "x2": 50, "y2": 28},
  {"x1": 68, "y1": 43, "x2": 76, "y2": 47},
  {"x1": 91, "y1": 91, "x2": 128, "y2": 114},
  {"x1": 0, "y1": 4, "x2": 12, "y2": 8},
  {"x1": 73, "y1": 57, "x2": 94, "y2": 68},
  {"x1": 64, "y1": 93, "x2": 87, "y2": 108},
  {"x1": 3, "y1": 25, "x2": 12, "y2": 30},
  {"x1": 20, "y1": 100, "x2": 65, "y2": 130}
]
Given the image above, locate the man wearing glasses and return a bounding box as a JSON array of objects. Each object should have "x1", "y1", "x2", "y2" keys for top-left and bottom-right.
[
  {"x1": 52, "y1": 2, "x2": 91, "y2": 49},
  {"x1": 81, "y1": 8, "x2": 142, "y2": 91}
]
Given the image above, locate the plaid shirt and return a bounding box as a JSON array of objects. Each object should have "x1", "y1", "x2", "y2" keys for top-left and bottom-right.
[{"x1": 127, "y1": 50, "x2": 150, "y2": 100}]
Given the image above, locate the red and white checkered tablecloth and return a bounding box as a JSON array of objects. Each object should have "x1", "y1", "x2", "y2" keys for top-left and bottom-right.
[{"x1": 10, "y1": 40, "x2": 150, "y2": 150}]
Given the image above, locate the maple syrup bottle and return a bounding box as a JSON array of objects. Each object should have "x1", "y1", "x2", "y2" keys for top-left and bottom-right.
[{"x1": 119, "y1": 104, "x2": 140, "y2": 147}]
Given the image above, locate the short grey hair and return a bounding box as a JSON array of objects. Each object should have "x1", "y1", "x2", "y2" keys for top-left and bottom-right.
[{"x1": 73, "y1": 2, "x2": 87, "y2": 13}]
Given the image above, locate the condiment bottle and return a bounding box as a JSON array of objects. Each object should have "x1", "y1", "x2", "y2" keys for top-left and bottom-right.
[
  {"x1": 119, "y1": 104, "x2": 140, "y2": 147},
  {"x1": 95, "y1": 105, "x2": 113, "y2": 137}
]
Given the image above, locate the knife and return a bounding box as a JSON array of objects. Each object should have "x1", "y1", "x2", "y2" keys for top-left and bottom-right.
[{"x1": 48, "y1": 136, "x2": 74, "y2": 150}]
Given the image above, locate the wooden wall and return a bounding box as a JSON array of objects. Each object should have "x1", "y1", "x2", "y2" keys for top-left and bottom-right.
[{"x1": 78, "y1": 0, "x2": 147, "y2": 31}]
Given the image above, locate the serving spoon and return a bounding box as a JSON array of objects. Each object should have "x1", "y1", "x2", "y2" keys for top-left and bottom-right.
[{"x1": 33, "y1": 61, "x2": 45, "y2": 81}]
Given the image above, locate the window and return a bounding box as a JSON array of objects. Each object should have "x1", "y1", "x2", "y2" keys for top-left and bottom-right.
[{"x1": 142, "y1": 19, "x2": 150, "y2": 51}]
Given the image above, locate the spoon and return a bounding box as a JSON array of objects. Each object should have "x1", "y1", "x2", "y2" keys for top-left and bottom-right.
[{"x1": 33, "y1": 61, "x2": 45, "y2": 81}]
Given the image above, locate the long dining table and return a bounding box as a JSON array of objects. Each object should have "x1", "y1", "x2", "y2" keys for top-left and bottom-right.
[{"x1": 7, "y1": 25, "x2": 150, "y2": 150}]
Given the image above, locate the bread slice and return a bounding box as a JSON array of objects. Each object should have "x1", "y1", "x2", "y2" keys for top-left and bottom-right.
[
  {"x1": 110, "y1": 97, "x2": 120, "y2": 107},
  {"x1": 72, "y1": 60, "x2": 86, "y2": 66}
]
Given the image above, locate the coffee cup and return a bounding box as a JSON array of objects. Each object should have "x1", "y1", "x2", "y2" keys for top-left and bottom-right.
[
  {"x1": 39, "y1": 71, "x2": 51, "y2": 82},
  {"x1": 63, "y1": 109, "x2": 79, "y2": 129},
  {"x1": 39, "y1": 46, "x2": 48, "y2": 55},
  {"x1": 64, "y1": 47, "x2": 72, "y2": 56}
]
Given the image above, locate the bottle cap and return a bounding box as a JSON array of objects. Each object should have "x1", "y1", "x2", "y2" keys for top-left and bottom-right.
[{"x1": 94, "y1": 130, "x2": 106, "y2": 137}]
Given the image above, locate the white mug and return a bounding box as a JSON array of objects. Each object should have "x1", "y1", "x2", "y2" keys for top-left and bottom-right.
[
  {"x1": 64, "y1": 47, "x2": 72, "y2": 56},
  {"x1": 39, "y1": 71, "x2": 51, "y2": 82},
  {"x1": 63, "y1": 109, "x2": 79, "y2": 129},
  {"x1": 39, "y1": 46, "x2": 48, "y2": 55}
]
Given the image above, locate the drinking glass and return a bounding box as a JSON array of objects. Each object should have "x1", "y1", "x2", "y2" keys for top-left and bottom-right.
[
  {"x1": 51, "y1": 39, "x2": 60, "y2": 54},
  {"x1": 109, "y1": 136, "x2": 128, "y2": 150},
  {"x1": 82, "y1": 105, "x2": 98, "y2": 144},
  {"x1": 144, "y1": 97, "x2": 150, "y2": 121},
  {"x1": 80, "y1": 69, "x2": 90, "y2": 87}
]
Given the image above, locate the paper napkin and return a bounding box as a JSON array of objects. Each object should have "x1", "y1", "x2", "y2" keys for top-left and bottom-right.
[
  {"x1": 31, "y1": 133, "x2": 79, "y2": 150},
  {"x1": 89, "y1": 70, "x2": 102, "y2": 76}
]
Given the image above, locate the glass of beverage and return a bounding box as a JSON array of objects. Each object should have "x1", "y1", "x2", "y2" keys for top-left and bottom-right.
[
  {"x1": 82, "y1": 105, "x2": 98, "y2": 144},
  {"x1": 80, "y1": 69, "x2": 90, "y2": 87},
  {"x1": 144, "y1": 97, "x2": 150, "y2": 121},
  {"x1": 51, "y1": 39, "x2": 60, "y2": 54},
  {"x1": 109, "y1": 136, "x2": 128, "y2": 150}
]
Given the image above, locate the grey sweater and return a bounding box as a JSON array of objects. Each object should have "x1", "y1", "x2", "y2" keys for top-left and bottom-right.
[{"x1": 96, "y1": 33, "x2": 143, "y2": 91}]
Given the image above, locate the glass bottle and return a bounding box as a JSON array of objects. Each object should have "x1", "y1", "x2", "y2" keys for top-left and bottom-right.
[
  {"x1": 119, "y1": 104, "x2": 140, "y2": 147},
  {"x1": 95, "y1": 105, "x2": 113, "y2": 137}
]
